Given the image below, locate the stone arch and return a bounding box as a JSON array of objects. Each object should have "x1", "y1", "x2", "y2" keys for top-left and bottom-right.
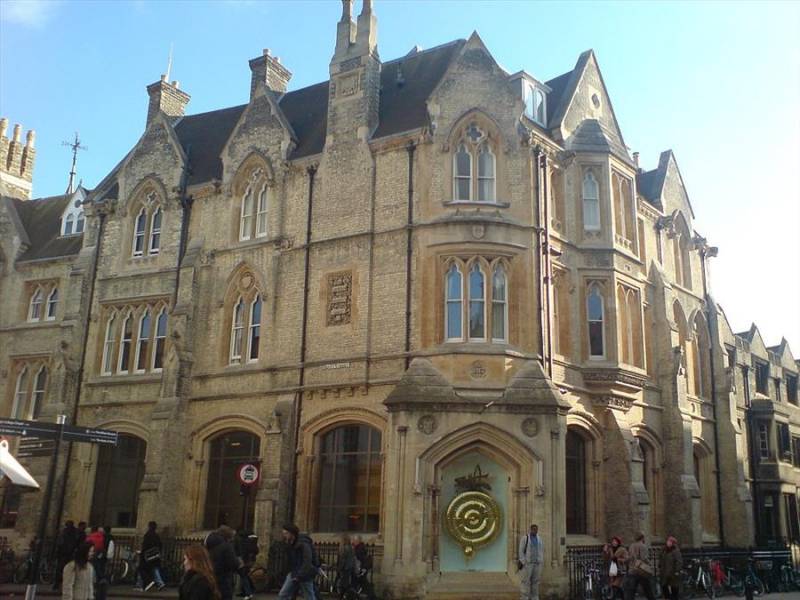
[
  {"x1": 446, "y1": 109, "x2": 505, "y2": 148},
  {"x1": 219, "y1": 263, "x2": 268, "y2": 366},
  {"x1": 188, "y1": 415, "x2": 269, "y2": 530},
  {"x1": 297, "y1": 408, "x2": 387, "y2": 533},
  {"x1": 631, "y1": 423, "x2": 664, "y2": 538},
  {"x1": 231, "y1": 150, "x2": 275, "y2": 198},
  {"x1": 446, "y1": 109, "x2": 507, "y2": 203},
  {"x1": 417, "y1": 421, "x2": 540, "y2": 572},
  {"x1": 124, "y1": 175, "x2": 169, "y2": 214}
]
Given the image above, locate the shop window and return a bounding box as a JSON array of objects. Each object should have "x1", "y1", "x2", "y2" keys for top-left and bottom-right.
[
  {"x1": 316, "y1": 424, "x2": 382, "y2": 533},
  {"x1": 90, "y1": 434, "x2": 147, "y2": 528},
  {"x1": 203, "y1": 431, "x2": 260, "y2": 530}
]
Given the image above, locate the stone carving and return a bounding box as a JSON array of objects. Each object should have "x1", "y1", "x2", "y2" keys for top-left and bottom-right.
[
  {"x1": 469, "y1": 360, "x2": 487, "y2": 380},
  {"x1": 521, "y1": 417, "x2": 539, "y2": 438},
  {"x1": 471, "y1": 224, "x2": 485, "y2": 239},
  {"x1": 339, "y1": 57, "x2": 361, "y2": 73},
  {"x1": 417, "y1": 414, "x2": 437, "y2": 435},
  {"x1": 592, "y1": 394, "x2": 635, "y2": 412},
  {"x1": 585, "y1": 252, "x2": 611, "y2": 267},
  {"x1": 337, "y1": 73, "x2": 360, "y2": 97},
  {"x1": 326, "y1": 271, "x2": 352, "y2": 326}
]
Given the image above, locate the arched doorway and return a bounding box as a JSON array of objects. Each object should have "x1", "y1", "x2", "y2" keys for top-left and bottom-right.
[
  {"x1": 90, "y1": 433, "x2": 147, "y2": 528},
  {"x1": 203, "y1": 430, "x2": 260, "y2": 530}
]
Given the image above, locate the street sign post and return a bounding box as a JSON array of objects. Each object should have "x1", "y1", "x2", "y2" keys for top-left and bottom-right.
[{"x1": 0, "y1": 417, "x2": 118, "y2": 600}]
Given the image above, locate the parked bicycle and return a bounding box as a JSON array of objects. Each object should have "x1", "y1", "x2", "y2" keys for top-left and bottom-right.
[
  {"x1": 710, "y1": 561, "x2": 744, "y2": 597},
  {"x1": 681, "y1": 558, "x2": 715, "y2": 599},
  {"x1": 13, "y1": 546, "x2": 52, "y2": 585},
  {"x1": 777, "y1": 561, "x2": 800, "y2": 592},
  {"x1": 108, "y1": 547, "x2": 139, "y2": 585}
]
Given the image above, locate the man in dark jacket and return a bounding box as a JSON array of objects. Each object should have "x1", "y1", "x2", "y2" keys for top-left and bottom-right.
[
  {"x1": 233, "y1": 529, "x2": 257, "y2": 599},
  {"x1": 277, "y1": 524, "x2": 317, "y2": 600},
  {"x1": 352, "y1": 535, "x2": 376, "y2": 600},
  {"x1": 52, "y1": 520, "x2": 79, "y2": 591},
  {"x1": 137, "y1": 521, "x2": 165, "y2": 591},
  {"x1": 205, "y1": 525, "x2": 240, "y2": 600}
]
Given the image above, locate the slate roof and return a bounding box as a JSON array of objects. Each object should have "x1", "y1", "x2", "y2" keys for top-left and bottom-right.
[
  {"x1": 544, "y1": 70, "x2": 572, "y2": 129},
  {"x1": 636, "y1": 169, "x2": 661, "y2": 206},
  {"x1": 564, "y1": 118, "x2": 628, "y2": 158},
  {"x1": 10, "y1": 194, "x2": 83, "y2": 261}
]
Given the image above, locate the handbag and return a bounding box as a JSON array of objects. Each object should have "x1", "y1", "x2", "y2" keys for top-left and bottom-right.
[
  {"x1": 631, "y1": 558, "x2": 654, "y2": 577},
  {"x1": 143, "y1": 546, "x2": 161, "y2": 563}
]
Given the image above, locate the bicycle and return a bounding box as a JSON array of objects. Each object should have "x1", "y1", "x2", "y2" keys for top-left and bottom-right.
[
  {"x1": 108, "y1": 547, "x2": 139, "y2": 585},
  {"x1": 13, "y1": 548, "x2": 52, "y2": 585},
  {"x1": 681, "y1": 558, "x2": 715, "y2": 599},
  {"x1": 710, "y1": 562, "x2": 744, "y2": 597},
  {"x1": 777, "y1": 561, "x2": 800, "y2": 592}
]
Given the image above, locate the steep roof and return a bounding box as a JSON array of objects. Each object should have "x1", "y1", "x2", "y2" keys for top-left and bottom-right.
[
  {"x1": 544, "y1": 70, "x2": 572, "y2": 129},
  {"x1": 174, "y1": 104, "x2": 247, "y2": 186},
  {"x1": 10, "y1": 194, "x2": 83, "y2": 261}
]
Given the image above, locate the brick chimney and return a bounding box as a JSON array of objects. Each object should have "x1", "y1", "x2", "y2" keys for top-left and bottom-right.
[
  {"x1": 146, "y1": 75, "x2": 191, "y2": 127},
  {"x1": 0, "y1": 117, "x2": 36, "y2": 200},
  {"x1": 249, "y1": 49, "x2": 292, "y2": 98}
]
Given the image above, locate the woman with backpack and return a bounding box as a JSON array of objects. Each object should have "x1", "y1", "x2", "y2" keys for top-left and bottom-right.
[{"x1": 62, "y1": 541, "x2": 95, "y2": 600}]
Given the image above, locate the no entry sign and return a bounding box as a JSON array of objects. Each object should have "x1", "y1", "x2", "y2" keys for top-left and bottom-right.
[{"x1": 237, "y1": 463, "x2": 260, "y2": 486}]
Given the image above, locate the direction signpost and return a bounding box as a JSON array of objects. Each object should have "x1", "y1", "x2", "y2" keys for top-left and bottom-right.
[{"x1": 0, "y1": 416, "x2": 118, "y2": 600}]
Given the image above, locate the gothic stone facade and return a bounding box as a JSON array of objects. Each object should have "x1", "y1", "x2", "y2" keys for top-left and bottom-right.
[{"x1": 2, "y1": 2, "x2": 799, "y2": 598}]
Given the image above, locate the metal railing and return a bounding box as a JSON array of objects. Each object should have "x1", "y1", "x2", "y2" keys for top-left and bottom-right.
[{"x1": 565, "y1": 543, "x2": 795, "y2": 600}]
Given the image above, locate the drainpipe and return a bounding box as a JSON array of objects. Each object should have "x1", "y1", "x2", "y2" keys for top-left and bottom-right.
[
  {"x1": 53, "y1": 206, "x2": 107, "y2": 531},
  {"x1": 743, "y1": 366, "x2": 761, "y2": 544},
  {"x1": 700, "y1": 245, "x2": 725, "y2": 546},
  {"x1": 540, "y1": 152, "x2": 554, "y2": 378},
  {"x1": 173, "y1": 146, "x2": 193, "y2": 307},
  {"x1": 532, "y1": 147, "x2": 546, "y2": 368},
  {"x1": 404, "y1": 142, "x2": 416, "y2": 370},
  {"x1": 289, "y1": 165, "x2": 316, "y2": 522}
]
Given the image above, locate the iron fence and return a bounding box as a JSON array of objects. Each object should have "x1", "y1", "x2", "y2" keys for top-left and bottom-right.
[{"x1": 565, "y1": 543, "x2": 795, "y2": 600}]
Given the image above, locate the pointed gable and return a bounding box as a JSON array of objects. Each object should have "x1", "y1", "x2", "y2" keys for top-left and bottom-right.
[{"x1": 768, "y1": 338, "x2": 798, "y2": 371}]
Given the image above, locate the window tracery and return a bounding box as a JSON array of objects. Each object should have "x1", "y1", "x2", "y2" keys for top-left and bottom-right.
[
  {"x1": 451, "y1": 122, "x2": 497, "y2": 203},
  {"x1": 443, "y1": 257, "x2": 508, "y2": 344},
  {"x1": 100, "y1": 302, "x2": 169, "y2": 376},
  {"x1": 131, "y1": 190, "x2": 163, "y2": 258}
]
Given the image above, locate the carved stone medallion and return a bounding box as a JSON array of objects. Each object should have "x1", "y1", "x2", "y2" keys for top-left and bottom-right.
[
  {"x1": 521, "y1": 417, "x2": 540, "y2": 438},
  {"x1": 470, "y1": 361, "x2": 487, "y2": 380},
  {"x1": 471, "y1": 224, "x2": 485, "y2": 239},
  {"x1": 417, "y1": 414, "x2": 437, "y2": 435}
]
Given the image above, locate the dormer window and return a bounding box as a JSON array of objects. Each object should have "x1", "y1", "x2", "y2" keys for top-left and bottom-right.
[
  {"x1": 451, "y1": 123, "x2": 497, "y2": 203},
  {"x1": 61, "y1": 196, "x2": 85, "y2": 236},
  {"x1": 130, "y1": 190, "x2": 163, "y2": 258},
  {"x1": 524, "y1": 82, "x2": 547, "y2": 126}
]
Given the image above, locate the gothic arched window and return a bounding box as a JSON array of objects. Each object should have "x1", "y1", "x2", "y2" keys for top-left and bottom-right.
[
  {"x1": 230, "y1": 297, "x2": 245, "y2": 363},
  {"x1": 28, "y1": 288, "x2": 43, "y2": 321},
  {"x1": 65, "y1": 213, "x2": 75, "y2": 236},
  {"x1": 225, "y1": 270, "x2": 264, "y2": 365},
  {"x1": 587, "y1": 283, "x2": 605, "y2": 358},
  {"x1": 582, "y1": 170, "x2": 601, "y2": 231},
  {"x1": 566, "y1": 429, "x2": 588, "y2": 534},
  {"x1": 204, "y1": 430, "x2": 260, "y2": 530},
  {"x1": 491, "y1": 264, "x2": 507, "y2": 342},
  {"x1": 468, "y1": 263, "x2": 486, "y2": 340},
  {"x1": 248, "y1": 295, "x2": 262, "y2": 362},
  {"x1": 135, "y1": 310, "x2": 152, "y2": 372},
  {"x1": 91, "y1": 434, "x2": 147, "y2": 528},
  {"x1": 239, "y1": 169, "x2": 270, "y2": 241},
  {"x1": 148, "y1": 207, "x2": 162, "y2": 255},
  {"x1": 12, "y1": 367, "x2": 29, "y2": 420},
  {"x1": 131, "y1": 190, "x2": 163, "y2": 258},
  {"x1": 451, "y1": 122, "x2": 498, "y2": 203},
  {"x1": 316, "y1": 424, "x2": 382, "y2": 532},
  {"x1": 102, "y1": 312, "x2": 118, "y2": 375},
  {"x1": 31, "y1": 366, "x2": 47, "y2": 420},
  {"x1": 445, "y1": 263, "x2": 463, "y2": 341},
  {"x1": 152, "y1": 308, "x2": 167, "y2": 371},
  {"x1": 46, "y1": 288, "x2": 58, "y2": 321}
]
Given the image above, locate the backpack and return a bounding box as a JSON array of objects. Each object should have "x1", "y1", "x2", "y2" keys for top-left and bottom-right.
[
  {"x1": 298, "y1": 534, "x2": 321, "y2": 569},
  {"x1": 244, "y1": 535, "x2": 259, "y2": 559}
]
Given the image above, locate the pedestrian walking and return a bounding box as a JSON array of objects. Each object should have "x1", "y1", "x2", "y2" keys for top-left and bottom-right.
[
  {"x1": 277, "y1": 524, "x2": 317, "y2": 600},
  {"x1": 53, "y1": 520, "x2": 80, "y2": 591},
  {"x1": 351, "y1": 535, "x2": 376, "y2": 600},
  {"x1": 624, "y1": 532, "x2": 655, "y2": 600},
  {"x1": 518, "y1": 524, "x2": 544, "y2": 600},
  {"x1": 76, "y1": 522, "x2": 87, "y2": 546},
  {"x1": 336, "y1": 535, "x2": 356, "y2": 594},
  {"x1": 95, "y1": 526, "x2": 115, "y2": 600},
  {"x1": 205, "y1": 526, "x2": 239, "y2": 600},
  {"x1": 180, "y1": 544, "x2": 221, "y2": 600},
  {"x1": 602, "y1": 536, "x2": 628, "y2": 599},
  {"x1": 660, "y1": 536, "x2": 682, "y2": 600},
  {"x1": 62, "y1": 541, "x2": 95, "y2": 600},
  {"x1": 136, "y1": 521, "x2": 165, "y2": 591}
]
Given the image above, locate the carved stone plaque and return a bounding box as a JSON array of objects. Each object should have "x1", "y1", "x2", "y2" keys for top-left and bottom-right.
[
  {"x1": 521, "y1": 417, "x2": 540, "y2": 438},
  {"x1": 326, "y1": 271, "x2": 352, "y2": 326},
  {"x1": 470, "y1": 361, "x2": 487, "y2": 380},
  {"x1": 337, "y1": 73, "x2": 360, "y2": 97},
  {"x1": 417, "y1": 414, "x2": 438, "y2": 435}
]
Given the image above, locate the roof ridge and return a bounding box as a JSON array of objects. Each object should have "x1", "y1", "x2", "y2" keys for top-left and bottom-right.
[
  {"x1": 179, "y1": 103, "x2": 248, "y2": 120},
  {"x1": 383, "y1": 38, "x2": 467, "y2": 65}
]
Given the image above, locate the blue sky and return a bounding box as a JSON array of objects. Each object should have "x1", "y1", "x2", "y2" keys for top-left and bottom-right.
[{"x1": 1, "y1": 0, "x2": 798, "y2": 351}]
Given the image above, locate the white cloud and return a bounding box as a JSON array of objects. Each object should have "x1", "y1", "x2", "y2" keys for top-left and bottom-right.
[{"x1": 0, "y1": 0, "x2": 61, "y2": 28}]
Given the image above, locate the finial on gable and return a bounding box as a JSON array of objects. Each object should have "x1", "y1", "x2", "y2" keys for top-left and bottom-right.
[{"x1": 342, "y1": 0, "x2": 353, "y2": 21}]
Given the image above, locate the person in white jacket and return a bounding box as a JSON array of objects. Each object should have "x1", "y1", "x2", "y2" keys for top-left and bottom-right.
[{"x1": 518, "y1": 524, "x2": 544, "y2": 600}]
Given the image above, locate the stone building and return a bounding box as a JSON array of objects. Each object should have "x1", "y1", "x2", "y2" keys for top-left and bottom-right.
[{"x1": 1, "y1": 1, "x2": 798, "y2": 597}]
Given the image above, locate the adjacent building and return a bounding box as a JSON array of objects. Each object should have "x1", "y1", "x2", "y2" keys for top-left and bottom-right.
[{"x1": 1, "y1": 2, "x2": 798, "y2": 597}]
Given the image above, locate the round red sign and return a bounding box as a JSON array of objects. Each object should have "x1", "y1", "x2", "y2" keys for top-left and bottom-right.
[{"x1": 237, "y1": 463, "x2": 260, "y2": 486}]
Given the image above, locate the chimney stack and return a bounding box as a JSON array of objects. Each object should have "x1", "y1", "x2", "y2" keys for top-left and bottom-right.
[
  {"x1": 633, "y1": 151, "x2": 640, "y2": 168},
  {"x1": 0, "y1": 117, "x2": 36, "y2": 199},
  {"x1": 146, "y1": 75, "x2": 191, "y2": 127},
  {"x1": 249, "y1": 49, "x2": 293, "y2": 98}
]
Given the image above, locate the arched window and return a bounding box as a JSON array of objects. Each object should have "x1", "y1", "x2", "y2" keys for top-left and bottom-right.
[
  {"x1": 694, "y1": 315, "x2": 712, "y2": 399},
  {"x1": 31, "y1": 366, "x2": 47, "y2": 420},
  {"x1": 617, "y1": 285, "x2": 643, "y2": 367},
  {"x1": 118, "y1": 312, "x2": 134, "y2": 373},
  {"x1": 65, "y1": 213, "x2": 75, "y2": 236},
  {"x1": 468, "y1": 263, "x2": 486, "y2": 340},
  {"x1": 102, "y1": 313, "x2": 118, "y2": 375},
  {"x1": 248, "y1": 296, "x2": 262, "y2": 362},
  {"x1": 316, "y1": 424, "x2": 382, "y2": 532},
  {"x1": 680, "y1": 235, "x2": 692, "y2": 290},
  {"x1": 637, "y1": 437, "x2": 662, "y2": 537},
  {"x1": 240, "y1": 186, "x2": 255, "y2": 241},
  {"x1": 445, "y1": 264, "x2": 463, "y2": 341},
  {"x1": 552, "y1": 270, "x2": 571, "y2": 358},
  {"x1": 148, "y1": 208, "x2": 162, "y2": 255},
  {"x1": 451, "y1": 122, "x2": 499, "y2": 204},
  {"x1": 256, "y1": 185, "x2": 268, "y2": 238},
  {"x1": 230, "y1": 297, "x2": 245, "y2": 364},
  {"x1": 587, "y1": 284, "x2": 605, "y2": 358},
  {"x1": 152, "y1": 308, "x2": 167, "y2": 371},
  {"x1": 203, "y1": 430, "x2": 260, "y2": 530},
  {"x1": 28, "y1": 288, "x2": 43, "y2": 321},
  {"x1": 75, "y1": 212, "x2": 85, "y2": 233},
  {"x1": 11, "y1": 367, "x2": 29, "y2": 419},
  {"x1": 550, "y1": 168, "x2": 565, "y2": 233},
  {"x1": 133, "y1": 208, "x2": 147, "y2": 257},
  {"x1": 91, "y1": 434, "x2": 147, "y2": 528},
  {"x1": 46, "y1": 288, "x2": 58, "y2": 320},
  {"x1": 477, "y1": 144, "x2": 496, "y2": 202},
  {"x1": 135, "y1": 310, "x2": 151, "y2": 372},
  {"x1": 491, "y1": 264, "x2": 507, "y2": 342},
  {"x1": 582, "y1": 171, "x2": 601, "y2": 231},
  {"x1": 453, "y1": 144, "x2": 472, "y2": 201},
  {"x1": 533, "y1": 89, "x2": 546, "y2": 125},
  {"x1": 566, "y1": 429, "x2": 588, "y2": 534}
]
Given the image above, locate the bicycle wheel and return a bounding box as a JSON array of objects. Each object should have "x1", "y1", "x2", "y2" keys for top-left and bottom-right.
[
  {"x1": 727, "y1": 572, "x2": 744, "y2": 597},
  {"x1": 39, "y1": 559, "x2": 52, "y2": 584},
  {"x1": 700, "y1": 570, "x2": 714, "y2": 598}
]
